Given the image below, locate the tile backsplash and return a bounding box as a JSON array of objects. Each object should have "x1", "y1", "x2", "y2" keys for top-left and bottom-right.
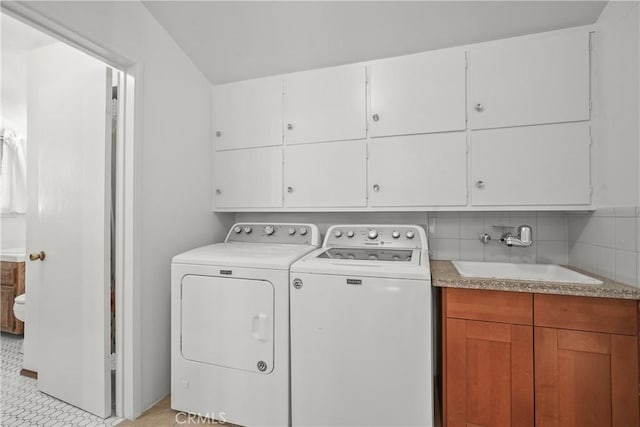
[
  {"x1": 428, "y1": 212, "x2": 567, "y2": 265},
  {"x1": 567, "y1": 207, "x2": 640, "y2": 287},
  {"x1": 236, "y1": 210, "x2": 568, "y2": 266},
  {"x1": 238, "y1": 209, "x2": 639, "y2": 287}
]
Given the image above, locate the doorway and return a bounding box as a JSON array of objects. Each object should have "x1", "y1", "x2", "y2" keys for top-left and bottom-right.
[{"x1": 1, "y1": 11, "x2": 134, "y2": 421}]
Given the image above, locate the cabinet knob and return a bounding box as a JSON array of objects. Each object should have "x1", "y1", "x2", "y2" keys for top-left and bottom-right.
[
  {"x1": 474, "y1": 103, "x2": 484, "y2": 112},
  {"x1": 215, "y1": 131, "x2": 222, "y2": 137},
  {"x1": 29, "y1": 251, "x2": 46, "y2": 261},
  {"x1": 372, "y1": 114, "x2": 380, "y2": 122},
  {"x1": 287, "y1": 123, "x2": 294, "y2": 130},
  {"x1": 475, "y1": 180, "x2": 485, "y2": 189},
  {"x1": 216, "y1": 188, "x2": 222, "y2": 195},
  {"x1": 287, "y1": 186, "x2": 294, "y2": 193},
  {"x1": 373, "y1": 184, "x2": 380, "y2": 192}
]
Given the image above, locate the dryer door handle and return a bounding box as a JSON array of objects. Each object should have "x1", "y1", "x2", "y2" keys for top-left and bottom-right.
[{"x1": 252, "y1": 314, "x2": 270, "y2": 343}]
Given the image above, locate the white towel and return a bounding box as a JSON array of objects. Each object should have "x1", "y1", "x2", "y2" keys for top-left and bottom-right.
[{"x1": 1, "y1": 128, "x2": 27, "y2": 214}]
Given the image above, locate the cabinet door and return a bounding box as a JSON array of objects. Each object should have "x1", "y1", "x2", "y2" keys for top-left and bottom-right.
[
  {"x1": 285, "y1": 66, "x2": 366, "y2": 145},
  {"x1": 1, "y1": 285, "x2": 15, "y2": 332},
  {"x1": 285, "y1": 142, "x2": 367, "y2": 208},
  {"x1": 469, "y1": 31, "x2": 590, "y2": 129},
  {"x1": 535, "y1": 328, "x2": 638, "y2": 427},
  {"x1": 214, "y1": 147, "x2": 283, "y2": 209},
  {"x1": 447, "y1": 319, "x2": 534, "y2": 427},
  {"x1": 471, "y1": 122, "x2": 591, "y2": 206},
  {"x1": 369, "y1": 49, "x2": 466, "y2": 138},
  {"x1": 368, "y1": 133, "x2": 467, "y2": 207},
  {"x1": 213, "y1": 78, "x2": 283, "y2": 151}
]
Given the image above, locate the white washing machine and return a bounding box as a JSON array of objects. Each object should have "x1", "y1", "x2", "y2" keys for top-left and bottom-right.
[
  {"x1": 289, "y1": 224, "x2": 433, "y2": 427},
  {"x1": 171, "y1": 222, "x2": 319, "y2": 426}
]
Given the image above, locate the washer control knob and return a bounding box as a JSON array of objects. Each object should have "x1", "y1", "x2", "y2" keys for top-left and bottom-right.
[
  {"x1": 264, "y1": 225, "x2": 274, "y2": 235},
  {"x1": 233, "y1": 226, "x2": 242, "y2": 234},
  {"x1": 406, "y1": 230, "x2": 415, "y2": 239},
  {"x1": 298, "y1": 227, "x2": 307, "y2": 235},
  {"x1": 368, "y1": 229, "x2": 378, "y2": 239},
  {"x1": 392, "y1": 230, "x2": 400, "y2": 239},
  {"x1": 347, "y1": 254, "x2": 355, "y2": 260},
  {"x1": 346, "y1": 230, "x2": 354, "y2": 238},
  {"x1": 244, "y1": 226, "x2": 252, "y2": 234},
  {"x1": 288, "y1": 227, "x2": 296, "y2": 235},
  {"x1": 368, "y1": 254, "x2": 378, "y2": 261},
  {"x1": 335, "y1": 230, "x2": 343, "y2": 238}
]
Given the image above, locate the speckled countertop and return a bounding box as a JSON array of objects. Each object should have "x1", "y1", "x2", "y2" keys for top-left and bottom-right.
[{"x1": 430, "y1": 260, "x2": 640, "y2": 300}]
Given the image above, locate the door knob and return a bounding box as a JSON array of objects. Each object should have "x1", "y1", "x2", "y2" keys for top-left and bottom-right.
[{"x1": 29, "y1": 251, "x2": 46, "y2": 261}]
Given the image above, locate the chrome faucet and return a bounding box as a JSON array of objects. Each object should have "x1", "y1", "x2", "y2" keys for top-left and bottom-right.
[{"x1": 479, "y1": 225, "x2": 533, "y2": 248}]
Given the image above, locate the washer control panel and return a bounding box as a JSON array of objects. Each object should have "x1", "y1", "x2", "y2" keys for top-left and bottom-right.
[
  {"x1": 226, "y1": 223, "x2": 319, "y2": 245},
  {"x1": 323, "y1": 225, "x2": 426, "y2": 249}
]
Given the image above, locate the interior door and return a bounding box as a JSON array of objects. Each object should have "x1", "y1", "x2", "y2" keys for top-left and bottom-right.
[{"x1": 26, "y1": 43, "x2": 112, "y2": 418}]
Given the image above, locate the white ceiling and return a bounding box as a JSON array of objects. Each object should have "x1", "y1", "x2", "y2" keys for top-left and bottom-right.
[
  {"x1": 1, "y1": 13, "x2": 56, "y2": 51},
  {"x1": 143, "y1": 1, "x2": 607, "y2": 85}
]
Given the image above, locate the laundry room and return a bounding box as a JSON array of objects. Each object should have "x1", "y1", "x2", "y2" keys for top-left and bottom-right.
[{"x1": 1, "y1": 1, "x2": 639, "y2": 426}]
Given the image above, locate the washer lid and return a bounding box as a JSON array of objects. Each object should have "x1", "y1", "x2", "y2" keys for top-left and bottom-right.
[
  {"x1": 172, "y1": 242, "x2": 318, "y2": 270},
  {"x1": 291, "y1": 248, "x2": 431, "y2": 280}
]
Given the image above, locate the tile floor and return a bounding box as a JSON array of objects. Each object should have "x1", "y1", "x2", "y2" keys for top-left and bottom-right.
[{"x1": 0, "y1": 333, "x2": 122, "y2": 426}]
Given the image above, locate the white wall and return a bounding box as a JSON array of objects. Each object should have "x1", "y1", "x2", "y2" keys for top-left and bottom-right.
[
  {"x1": 591, "y1": 1, "x2": 640, "y2": 208},
  {"x1": 1, "y1": 215, "x2": 26, "y2": 249},
  {"x1": 11, "y1": 0, "x2": 233, "y2": 414},
  {"x1": 1, "y1": 35, "x2": 28, "y2": 249},
  {"x1": 568, "y1": 207, "x2": 639, "y2": 287}
]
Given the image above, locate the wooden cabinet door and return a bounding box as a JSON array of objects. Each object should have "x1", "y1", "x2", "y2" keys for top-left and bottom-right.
[
  {"x1": 284, "y1": 66, "x2": 366, "y2": 145},
  {"x1": 284, "y1": 141, "x2": 367, "y2": 208},
  {"x1": 368, "y1": 132, "x2": 467, "y2": 207},
  {"x1": 214, "y1": 147, "x2": 283, "y2": 209},
  {"x1": 469, "y1": 31, "x2": 590, "y2": 130},
  {"x1": 470, "y1": 122, "x2": 591, "y2": 206},
  {"x1": 535, "y1": 328, "x2": 639, "y2": 427},
  {"x1": 1, "y1": 285, "x2": 15, "y2": 332},
  {"x1": 446, "y1": 318, "x2": 534, "y2": 427},
  {"x1": 369, "y1": 49, "x2": 466, "y2": 138},
  {"x1": 213, "y1": 78, "x2": 283, "y2": 151}
]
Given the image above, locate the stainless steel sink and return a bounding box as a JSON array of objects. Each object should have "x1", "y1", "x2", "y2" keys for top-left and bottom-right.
[{"x1": 451, "y1": 261, "x2": 603, "y2": 285}]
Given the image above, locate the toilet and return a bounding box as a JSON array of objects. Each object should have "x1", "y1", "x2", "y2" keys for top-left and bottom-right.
[{"x1": 13, "y1": 294, "x2": 26, "y2": 323}]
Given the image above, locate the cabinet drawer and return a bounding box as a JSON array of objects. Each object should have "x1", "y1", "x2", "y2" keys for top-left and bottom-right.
[
  {"x1": 444, "y1": 288, "x2": 533, "y2": 325},
  {"x1": 1, "y1": 263, "x2": 16, "y2": 285},
  {"x1": 534, "y1": 294, "x2": 637, "y2": 335}
]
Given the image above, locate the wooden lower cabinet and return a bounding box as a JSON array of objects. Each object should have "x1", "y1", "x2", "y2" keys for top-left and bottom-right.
[
  {"x1": 442, "y1": 288, "x2": 640, "y2": 427},
  {"x1": 0, "y1": 261, "x2": 25, "y2": 334},
  {"x1": 1, "y1": 285, "x2": 15, "y2": 331},
  {"x1": 446, "y1": 318, "x2": 533, "y2": 427},
  {"x1": 535, "y1": 327, "x2": 638, "y2": 427}
]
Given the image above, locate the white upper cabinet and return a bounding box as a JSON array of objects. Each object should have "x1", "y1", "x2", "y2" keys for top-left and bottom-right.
[
  {"x1": 469, "y1": 31, "x2": 590, "y2": 130},
  {"x1": 369, "y1": 50, "x2": 466, "y2": 138},
  {"x1": 213, "y1": 78, "x2": 283, "y2": 151},
  {"x1": 470, "y1": 122, "x2": 591, "y2": 206},
  {"x1": 284, "y1": 66, "x2": 367, "y2": 145},
  {"x1": 285, "y1": 142, "x2": 367, "y2": 208},
  {"x1": 368, "y1": 133, "x2": 468, "y2": 207},
  {"x1": 214, "y1": 147, "x2": 283, "y2": 208}
]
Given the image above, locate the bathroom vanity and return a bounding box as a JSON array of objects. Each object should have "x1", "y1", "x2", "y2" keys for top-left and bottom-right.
[
  {"x1": 1, "y1": 260, "x2": 25, "y2": 334},
  {"x1": 433, "y1": 260, "x2": 640, "y2": 427}
]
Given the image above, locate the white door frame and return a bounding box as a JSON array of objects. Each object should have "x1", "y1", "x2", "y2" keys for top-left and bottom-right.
[{"x1": 2, "y1": 3, "x2": 143, "y2": 420}]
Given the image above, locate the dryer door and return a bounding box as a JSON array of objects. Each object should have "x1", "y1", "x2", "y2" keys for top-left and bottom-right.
[{"x1": 181, "y1": 275, "x2": 274, "y2": 374}]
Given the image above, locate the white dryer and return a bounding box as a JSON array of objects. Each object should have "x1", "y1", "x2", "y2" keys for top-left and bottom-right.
[
  {"x1": 289, "y1": 224, "x2": 433, "y2": 427},
  {"x1": 171, "y1": 223, "x2": 319, "y2": 426}
]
